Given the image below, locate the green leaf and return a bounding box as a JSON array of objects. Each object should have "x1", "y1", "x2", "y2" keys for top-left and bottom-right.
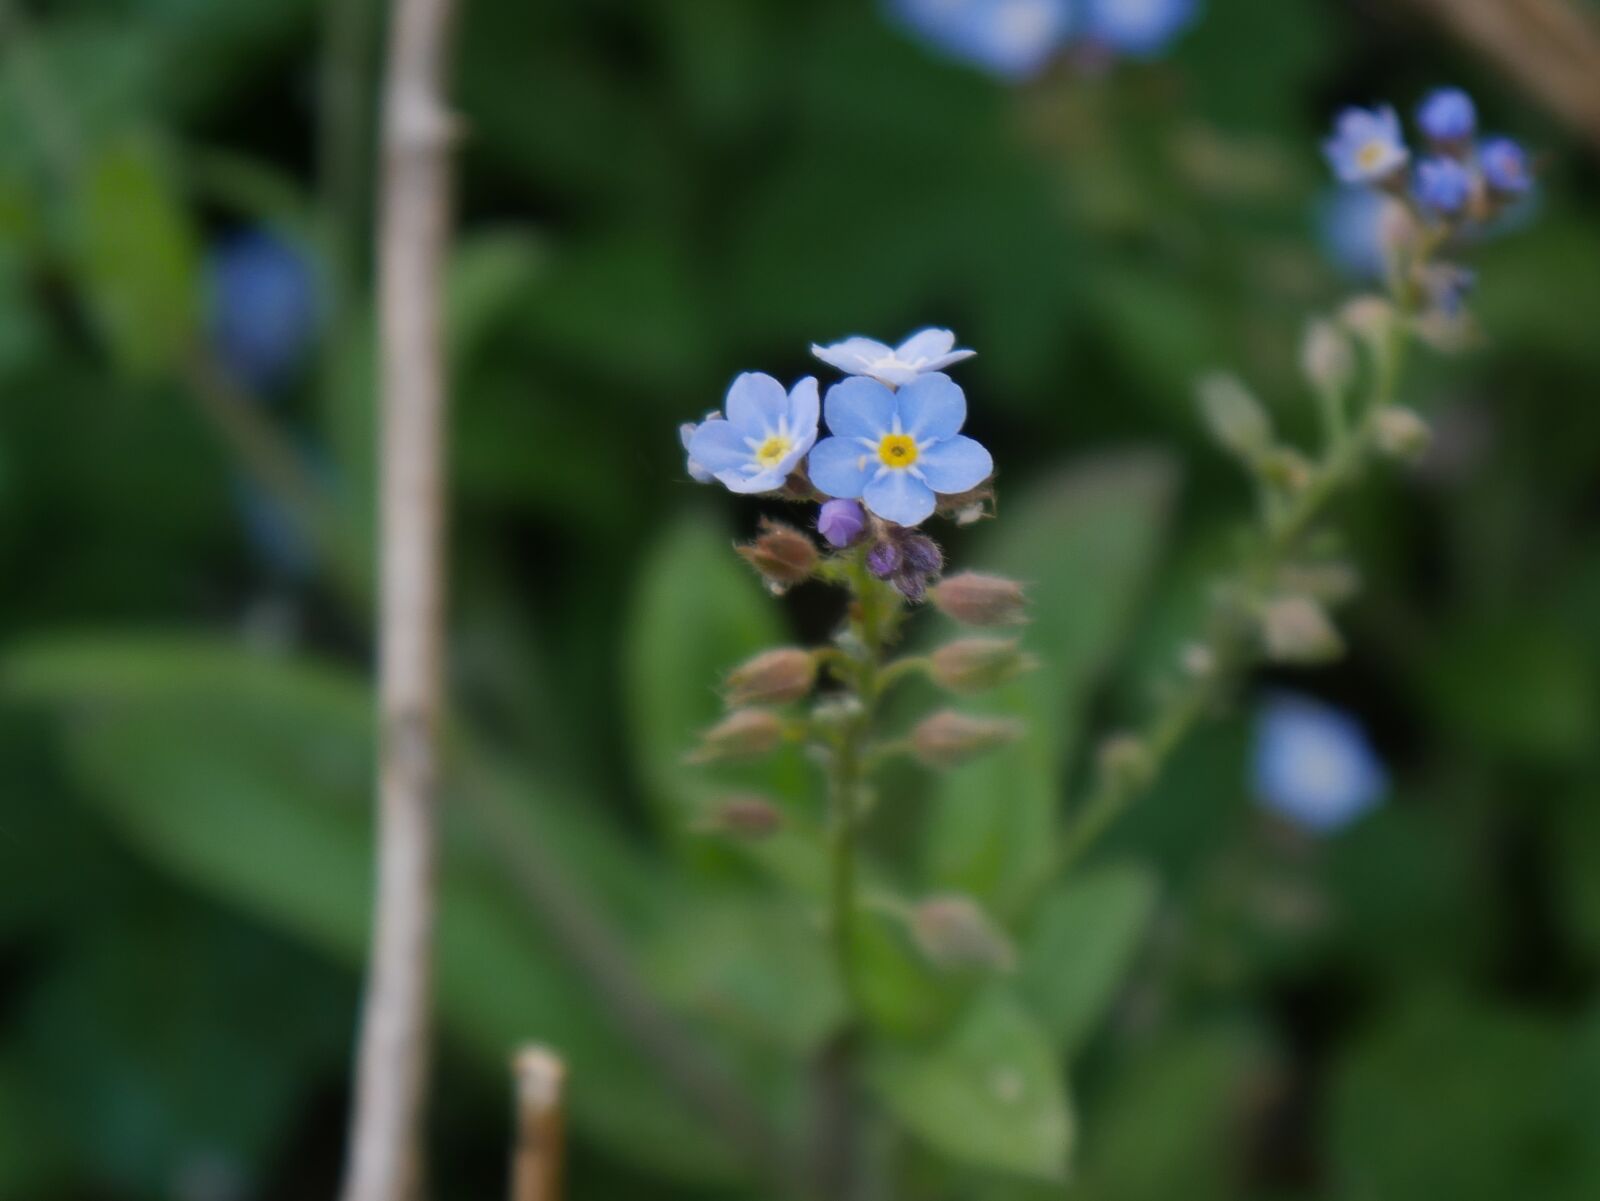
[
  {"x1": 923, "y1": 452, "x2": 1177, "y2": 913},
  {"x1": 622, "y1": 513, "x2": 813, "y2": 870},
  {"x1": 74, "y1": 133, "x2": 199, "y2": 377},
  {"x1": 4, "y1": 634, "x2": 740, "y2": 1184},
  {"x1": 869, "y1": 989, "x2": 1073, "y2": 1181},
  {"x1": 1019, "y1": 863, "x2": 1159, "y2": 1054}
]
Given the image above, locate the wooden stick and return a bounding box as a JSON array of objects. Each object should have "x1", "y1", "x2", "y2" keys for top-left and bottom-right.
[
  {"x1": 339, "y1": 0, "x2": 461, "y2": 1198},
  {"x1": 511, "y1": 1047, "x2": 568, "y2": 1201}
]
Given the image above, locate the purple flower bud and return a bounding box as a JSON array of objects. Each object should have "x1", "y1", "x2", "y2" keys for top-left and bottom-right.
[
  {"x1": 1413, "y1": 156, "x2": 1473, "y2": 216},
  {"x1": 1416, "y1": 87, "x2": 1476, "y2": 144},
  {"x1": 901, "y1": 534, "x2": 944, "y2": 577},
  {"x1": 893, "y1": 570, "x2": 928, "y2": 603},
  {"x1": 1479, "y1": 136, "x2": 1532, "y2": 196},
  {"x1": 817, "y1": 499, "x2": 866, "y2": 549},
  {"x1": 866, "y1": 541, "x2": 902, "y2": 579}
]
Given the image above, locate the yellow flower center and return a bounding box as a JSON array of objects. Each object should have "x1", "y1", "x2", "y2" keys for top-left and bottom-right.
[
  {"x1": 1356, "y1": 140, "x2": 1386, "y2": 170},
  {"x1": 878, "y1": 433, "x2": 919, "y2": 468},
  {"x1": 755, "y1": 435, "x2": 792, "y2": 468}
]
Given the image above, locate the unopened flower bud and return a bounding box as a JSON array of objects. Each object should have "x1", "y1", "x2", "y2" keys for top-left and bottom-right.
[
  {"x1": 1301, "y1": 319, "x2": 1355, "y2": 396},
  {"x1": 930, "y1": 572, "x2": 1028, "y2": 627},
  {"x1": 695, "y1": 794, "x2": 783, "y2": 839},
  {"x1": 817, "y1": 499, "x2": 866, "y2": 549},
  {"x1": 901, "y1": 534, "x2": 943, "y2": 577},
  {"x1": 723, "y1": 648, "x2": 817, "y2": 706},
  {"x1": 1180, "y1": 642, "x2": 1216, "y2": 677},
  {"x1": 1260, "y1": 448, "x2": 1314, "y2": 495},
  {"x1": 1260, "y1": 596, "x2": 1344, "y2": 665},
  {"x1": 1339, "y1": 295, "x2": 1396, "y2": 346},
  {"x1": 1373, "y1": 407, "x2": 1431, "y2": 460},
  {"x1": 1197, "y1": 373, "x2": 1271, "y2": 461},
  {"x1": 912, "y1": 709, "x2": 1024, "y2": 769},
  {"x1": 1097, "y1": 733, "x2": 1153, "y2": 792},
  {"x1": 929, "y1": 637, "x2": 1036, "y2": 695},
  {"x1": 689, "y1": 708, "x2": 785, "y2": 762},
  {"x1": 866, "y1": 540, "x2": 901, "y2": 580},
  {"x1": 737, "y1": 520, "x2": 817, "y2": 590},
  {"x1": 909, "y1": 895, "x2": 1016, "y2": 972}
]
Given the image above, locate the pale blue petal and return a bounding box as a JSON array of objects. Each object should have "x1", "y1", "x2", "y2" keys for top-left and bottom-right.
[
  {"x1": 807, "y1": 437, "x2": 871, "y2": 498},
  {"x1": 825, "y1": 377, "x2": 896, "y2": 440},
  {"x1": 896, "y1": 327, "x2": 956, "y2": 361},
  {"x1": 725, "y1": 372, "x2": 789, "y2": 436},
  {"x1": 923, "y1": 348, "x2": 977, "y2": 372},
  {"x1": 895, "y1": 373, "x2": 966, "y2": 441},
  {"x1": 864, "y1": 470, "x2": 936, "y2": 526},
  {"x1": 812, "y1": 337, "x2": 890, "y2": 376},
  {"x1": 689, "y1": 419, "x2": 752, "y2": 474},
  {"x1": 719, "y1": 465, "x2": 787, "y2": 495},
  {"x1": 917, "y1": 435, "x2": 993, "y2": 493},
  {"x1": 787, "y1": 376, "x2": 821, "y2": 448}
]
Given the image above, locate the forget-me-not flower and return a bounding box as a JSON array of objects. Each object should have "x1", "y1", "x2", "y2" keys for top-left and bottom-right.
[
  {"x1": 1315, "y1": 188, "x2": 1390, "y2": 281},
  {"x1": 687, "y1": 374, "x2": 820, "y2": 494},
  {"x1": 207, "y1": 229, "x2": 320, "y2": 392},
  {"x1": 1414, "y1": 156, "x2": 1473, "y2": 217},
  {"x1": 808, "y1": 374, "x2": 992, "y2": 526},
  {"x1": 1252, "y1": 692, "x2": 1387, "y2": 834},
  {"x1": 1416, "y1": 87, "x2": 1476, "y2": 144},
  {"x1": 1082, "y1": 0, "x2": 1201, "y2": 58},
  {"x1": 1323, "y1": 106, "x2": 1409, "y2": 185},
  {"x1": 1479, "y1": 136, "x2": 1532, "y2": 196},
  {"x1": 885, "y1": 0, "x2": 1072, "y2": 81},
  {"x1": 812, "y1": 327, "x2": 976, "y2": 388}
]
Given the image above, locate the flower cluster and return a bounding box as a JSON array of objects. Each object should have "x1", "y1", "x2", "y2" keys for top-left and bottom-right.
[
  {"x1": 885, "y1": 0, "x2": 1201, "y2": 82},
  {"x1": 1321, "y1": 88, "x2": 1536, "y2": 320},
  {"x1": 683, "y1": 328, "x2": 996, "y2": 599}
]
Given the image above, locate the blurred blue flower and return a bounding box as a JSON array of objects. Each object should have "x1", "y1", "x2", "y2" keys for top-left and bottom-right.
[
  {"x1": 206, "y1": 229, "x2": 320, "y2": 392},
  {"x1": 1419, "y1": 262, "x2": 1477, "y2": 317},
  {"x1": 1081, "y1": 0, "x2": 1201, "y2": 58},
  {"x1": 1252, "y1": 692, "x2": 1387, "y2": 834},
  {"x1": 813, "y1": 327, "x2": 977, "y2": 388},
  {"x1": 1414, "y1": 155, "x2": 1473, "y2": 217},
  {"x1": 808, "y1": 373, "x2": 992, "y2": 526},
  {"x1": 1416, "y1": 87, "x2": 1476, "y2": 143},
  {"x1": 686, "y1": 374, "x2": 820, "y2": 494},
  {"x1": 1479, "y1": 136, "x2": 1533, "y2": 196},
  {"x1": 1323, "y1": 105, "x2": 1408, "y2": 185},
  {"x1": 817, "y1": 498, "x2": 867, "y2": 548},
  {"x1": 1315, "y1": 187, "x2": 1389, "y2": 280},
  {"x1": 885, "y1": 0, "x2": 1072, "y2": 80}
]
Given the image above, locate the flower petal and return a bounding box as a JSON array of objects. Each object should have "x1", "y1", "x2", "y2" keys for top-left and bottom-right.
[
  {"x1": 812, "y1": 337, "x2": 889, "y2": 376},
  {"x1": 807, "y1": 436, "x2": 872, "y2": 499},
  {"x1": 824, "y1": 377, "x2": 896, "y2": 440},
  {"x1": 725, "y1": 372, "x2": 790, "y2": 436},
  {"x1": 895, "y1": 373, "x2": 966, "y2": 442},
  {"x1": 896, "y1": 327, "x2": 956, "y2": 362},
  {"x1": 688, "y1": 418, "x2": 752, "y2": 474},
  {"x1": 787, "y1": 376, "x2": 821, "y2": 450},
  {"x1": 864, "y1": 470, "x2": 937, "y2": 526},
  {"x1": 917, "y1": 435, "x2": 993, "y2": 494}
]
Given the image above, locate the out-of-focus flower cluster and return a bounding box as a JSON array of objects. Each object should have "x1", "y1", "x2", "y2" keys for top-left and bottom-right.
[{"x1": 885, "y1": 0, "x2": 1202, "y2": 81}]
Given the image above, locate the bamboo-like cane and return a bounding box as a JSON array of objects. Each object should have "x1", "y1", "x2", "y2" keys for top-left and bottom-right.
[
  {"x1": 511, "y1": 1047, "x2": 568, "y2": 1201},
  {"x1": 338, "y1": 0, "x2": 461, "y2": 1198}
]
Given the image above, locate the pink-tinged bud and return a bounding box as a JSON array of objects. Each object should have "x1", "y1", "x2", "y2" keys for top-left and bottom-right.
[
  {"x1": 1260, "y1": 596, "x2": 1344, "y2": 665},
  {"x1": 929, "y1": 572, "x2": 1028, "y2": 627},
  {"x1": 1373, "y1": 407, "x2": 1431, "y2": 460},
  {"x1": 816, "y1": 499, "x2": 867, "y2": 549},
  {"x1": 695, "y1": 794, "x2": 784, "y2": 839},
  {"x1": 736, "y1": 519, "x2": 817, "y2": 590},
  {"x1": 928, "y1": 637, "x2": 1036, "y2": 695},
  {"x1": 912, "y1": 709, "x2": 1024, "y2": 769},
  {"x1": 909, "y1": 895, "x2": 1016, "y2": 972},
  {"x1": 688, "y1": 708, "x2": 785, "y2": 763},
  {"x1": 723, "y1": 648, "x2": 817, "y2": 707}
]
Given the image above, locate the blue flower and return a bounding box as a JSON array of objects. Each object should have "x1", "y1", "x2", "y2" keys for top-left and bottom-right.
[
  {"x1": 1315, "y1": 188, "x2": 1389, "y2": 280},
  {"x1": 812, "y1": 327, "x2": 977, "y2": 388},
  {"x1": 1479, "y1": 136, "x2": 1532, "y2": 196},
  {"x1": 686, "y1": 374, "x2": 820, "y2": 494},
  {"x1": 885, "y1": 0, "x2": 1073, "y2": 80},
  {"x1": 808, "y1": 373, "x2": 993, "y2": 526},
  {"x1": 1323, "y1": 105, "x2": 1409, "y2": 185},
  {"x1": 1251, "y1": 692, "x2": 1387, "y2": 834},
  {"x1": 206, "y1": 229, "x2": 320, "y2": 392},
  {"x1": 1082, "y1": 0, "x2": 1201, "y2": 58},
  {"x1": 679, "y1": 413, "x2": 719, "y2": 483},
  {"x1": 1416, "y1": 87, "x2": 1476, "y2": 143},
  {"x1": 817, "y1": 499, "x2": 867, "y2": 548},
  {"x1": 1414, "y1": 155, "x2": 1473, "y2": 217}
]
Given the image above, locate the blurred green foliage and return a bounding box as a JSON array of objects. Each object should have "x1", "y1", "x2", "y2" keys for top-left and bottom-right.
[{"x1": 2, "y1": 0, "x2": 1600, "y2": 1198}]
